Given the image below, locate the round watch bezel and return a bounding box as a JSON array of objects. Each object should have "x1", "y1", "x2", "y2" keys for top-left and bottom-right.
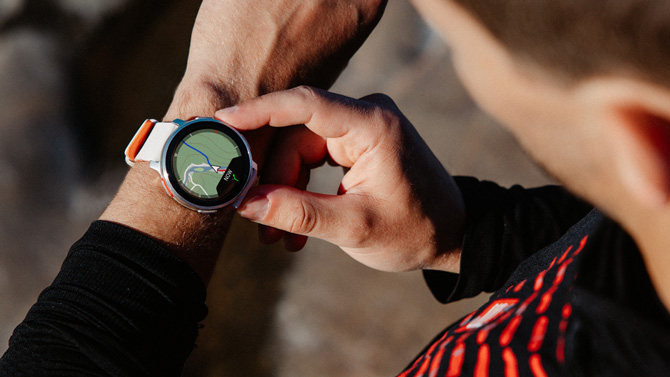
[{"x1": 160, "y1": 118, "x2": 254, "y2": 211}]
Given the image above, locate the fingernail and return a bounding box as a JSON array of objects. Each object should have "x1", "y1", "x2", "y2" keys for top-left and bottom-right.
[
  {"x1": 218, "y1": 105, "x2": 239, "y2": 115},
  {"x1": 238, "y1": 195, "x2": 269, "y2": 221}
]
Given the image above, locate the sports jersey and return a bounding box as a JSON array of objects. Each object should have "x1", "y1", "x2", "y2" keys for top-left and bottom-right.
[{"x1": 402, "y1": 177, "x2": 670, "y2": 376}]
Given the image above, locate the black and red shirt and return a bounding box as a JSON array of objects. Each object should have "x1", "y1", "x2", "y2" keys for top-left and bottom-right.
[
  {"x1": 402, "y1": 177, "x2": 670, "y2": 376},
  {"x1": 1, "y1": 177, "x2": 669, "y2": 376}
]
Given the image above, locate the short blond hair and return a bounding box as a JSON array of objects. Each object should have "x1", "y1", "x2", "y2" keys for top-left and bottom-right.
[{"x1": 454, "y1": 0, "x2": 670, "y2": 86}]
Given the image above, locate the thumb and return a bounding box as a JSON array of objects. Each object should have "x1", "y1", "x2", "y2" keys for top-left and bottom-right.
[{"x1": 238, "y1": 185, "x2": 368, "y2": 246}]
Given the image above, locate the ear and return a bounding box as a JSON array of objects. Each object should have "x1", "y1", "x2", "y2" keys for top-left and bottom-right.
[
  {"x1": 592, "y1": 80, "x2": 670, "y2": 207},
  {"x1": 611, "y1": 106, "x2": 670, "y2": 206}
]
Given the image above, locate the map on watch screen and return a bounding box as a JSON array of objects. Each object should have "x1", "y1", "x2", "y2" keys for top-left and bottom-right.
[{"x1": 172, "y1": 129, "x2": 244, "y2": 199}]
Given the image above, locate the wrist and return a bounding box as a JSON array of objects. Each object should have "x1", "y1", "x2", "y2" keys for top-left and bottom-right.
[
  {"x1": 163, "y1": 74, "x2": 246, "y2": 121},
  {"x1": 103, "y1": 74, "x2": 269, "y2": 284},
  {"x1": 100, "y1": 163, "x2": 233, "y2": 284}
]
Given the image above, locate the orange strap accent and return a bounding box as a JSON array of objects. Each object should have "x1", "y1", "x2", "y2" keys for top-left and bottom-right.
[
  {"x1": 161, "y1": 179, "x2": 174, "y2": 198},
  {"x1": 125, "y1": 119, "x2": 156, "y2": 162}
]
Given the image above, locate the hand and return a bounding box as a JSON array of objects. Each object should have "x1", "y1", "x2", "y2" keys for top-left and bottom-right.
[
  {"x1": 216, "y1": 86, "x2": 466, "y2": 273},
  {"x1": 166, "y1": 0, "x2": 388, "y2": 199},
  {"x1": 102, "y1": 0, "x2": 387, "y2": 283}
]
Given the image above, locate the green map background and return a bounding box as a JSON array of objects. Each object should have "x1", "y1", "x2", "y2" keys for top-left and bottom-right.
[{"x1": 173, "y1": 130, "x2": 241, "y2": 198}]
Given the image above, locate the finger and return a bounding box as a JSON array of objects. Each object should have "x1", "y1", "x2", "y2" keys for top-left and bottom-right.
[
  {"x1": 217, "y1": 87, "x2": 397, "y2": 168},
  {"x1": 278, "y1": 164, "x2": 311, "y2": 251},
  {"x1": 239, "y1": 127, "x2": 276, "y2": 168},
  {"x1": 258, "y1": 223, "x2": 309, "y2": 253},
  {"x1": 257, "y1": 165, "x2": 312, "y2": 245},
  {"x1": 258, "y1": 225, "x2": 284, "y2": 245},
  {"x1": 282, "y1": 233, "x2": 308, "y2": 252},
  {"x1": 258, "y1": 126, "x2": 326, "y2": 245},
  {"x1": 215, "y1": 86, "x2": 381, "y2": 140},
  {"x1": 261, "y1": 126, "x2": 326, "y2": 185},
  {"x1": 237, "y1": 185, "x2": 372, "y2": 247},
  {"x1": 257, "y1": 165, "x2": 310, "y2": 246}
]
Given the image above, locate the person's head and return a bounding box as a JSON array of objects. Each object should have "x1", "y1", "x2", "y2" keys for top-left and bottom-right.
[
  {"x1": 453, "y1": 0, "x2": 670, "y2": 88},
  {"x1": 411, "y1": 0, "x2": 670, "y2": 235}
]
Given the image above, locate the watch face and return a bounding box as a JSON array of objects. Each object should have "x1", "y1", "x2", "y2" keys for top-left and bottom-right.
[{"x1": 164, "y1": 119, "x2": 252, "y2": 209}]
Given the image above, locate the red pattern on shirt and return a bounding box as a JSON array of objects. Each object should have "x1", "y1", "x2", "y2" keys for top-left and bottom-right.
[{"x1": 397, "y1": 236, "x2": 588, "y2": 376}]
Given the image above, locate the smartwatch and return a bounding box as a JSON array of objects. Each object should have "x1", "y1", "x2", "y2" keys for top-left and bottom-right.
[{"x1": 124, "y1": 117, "x2": 258, "y2": 213}]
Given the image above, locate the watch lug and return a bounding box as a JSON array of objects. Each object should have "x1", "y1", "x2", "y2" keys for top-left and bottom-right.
[{"x1": 149, "y1": 160, "x2": 161, "y2": 173}]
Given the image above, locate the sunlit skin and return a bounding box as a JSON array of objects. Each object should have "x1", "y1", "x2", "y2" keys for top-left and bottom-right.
[
  {"x1": 214, "y1": 0, "x2": 670, "y2": 310},
  {"x1": 99, "y1": 0, "x2": 388, "y2": 283},
  {"x1": 411, "y1": 0, "x2": 670, "y2": 308}
]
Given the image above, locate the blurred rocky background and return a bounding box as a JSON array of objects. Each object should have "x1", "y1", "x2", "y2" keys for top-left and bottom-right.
[{"x1": 0, "y1": 1, "x2": 552, "y2": 376}]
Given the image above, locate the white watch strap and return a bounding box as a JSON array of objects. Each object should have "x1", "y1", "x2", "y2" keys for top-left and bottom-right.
[
  {"x1": 125, "y1": 120, "x2": 178, "y2": 165},
  {"x1": 134, "y1": 122, "x2": 178, "y2": 162}
]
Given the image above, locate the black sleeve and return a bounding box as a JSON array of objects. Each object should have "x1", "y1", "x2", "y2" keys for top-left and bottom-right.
[
  {"x1": 0, "y1": 221, "x2": 208, "y2": 377},
  {"x1": 424, "y1": 176, "x2": 592, "y2": 303}
]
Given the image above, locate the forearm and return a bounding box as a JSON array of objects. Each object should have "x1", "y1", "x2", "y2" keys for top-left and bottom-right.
[
  {"x1": 100, "y1": 0, "x2": 386, "y2": 284},
  {"x1": 2, "y1": 1, "x2": 388, "y2": 373}
]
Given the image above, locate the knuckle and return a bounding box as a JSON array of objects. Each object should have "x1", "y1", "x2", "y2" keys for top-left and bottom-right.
[
  {"x1": 374, "y1": 105, "x2": 399, "y2": 124},
  {"x1": 362, "y1": 92, "x2": 397, "y2": 109},
  {"x1": 370, "y1": 105, "x2": 403, "y2": 137},
  {"x1": 347, "y1": 206, "x2": 376, "y2": 247},
  {"x1": 287, "y1": 197, "x2": 318, "y2": 235},
  {"x1": 293, "y1": 85, "x2": 322, "y2": 102}
]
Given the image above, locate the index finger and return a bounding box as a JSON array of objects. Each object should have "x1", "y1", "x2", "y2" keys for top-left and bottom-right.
[{"x1": 215, "y1": 86, "x2": 378, "y2": 139}]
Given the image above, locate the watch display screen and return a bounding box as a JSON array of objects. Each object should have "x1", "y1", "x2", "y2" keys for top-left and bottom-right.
[{"x1": 166, "y1": 120, "x2": 252, "y2": 208}]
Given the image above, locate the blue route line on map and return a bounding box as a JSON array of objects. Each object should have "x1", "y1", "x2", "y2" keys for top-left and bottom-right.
[{"x1": 182, "y1": 141, "x2": 219, "y2": 172}]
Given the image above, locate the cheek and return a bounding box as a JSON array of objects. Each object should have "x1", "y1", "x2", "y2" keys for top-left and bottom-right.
[
  {"x1": 517, "y1": 119, "x2": 608, "y2": 203},
  {"x1": 452, "y1": 51, "x2": 531, "y2": 133},
  {"x1": 454, "y1": 52, "x2": 591, "y2": 184}
]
